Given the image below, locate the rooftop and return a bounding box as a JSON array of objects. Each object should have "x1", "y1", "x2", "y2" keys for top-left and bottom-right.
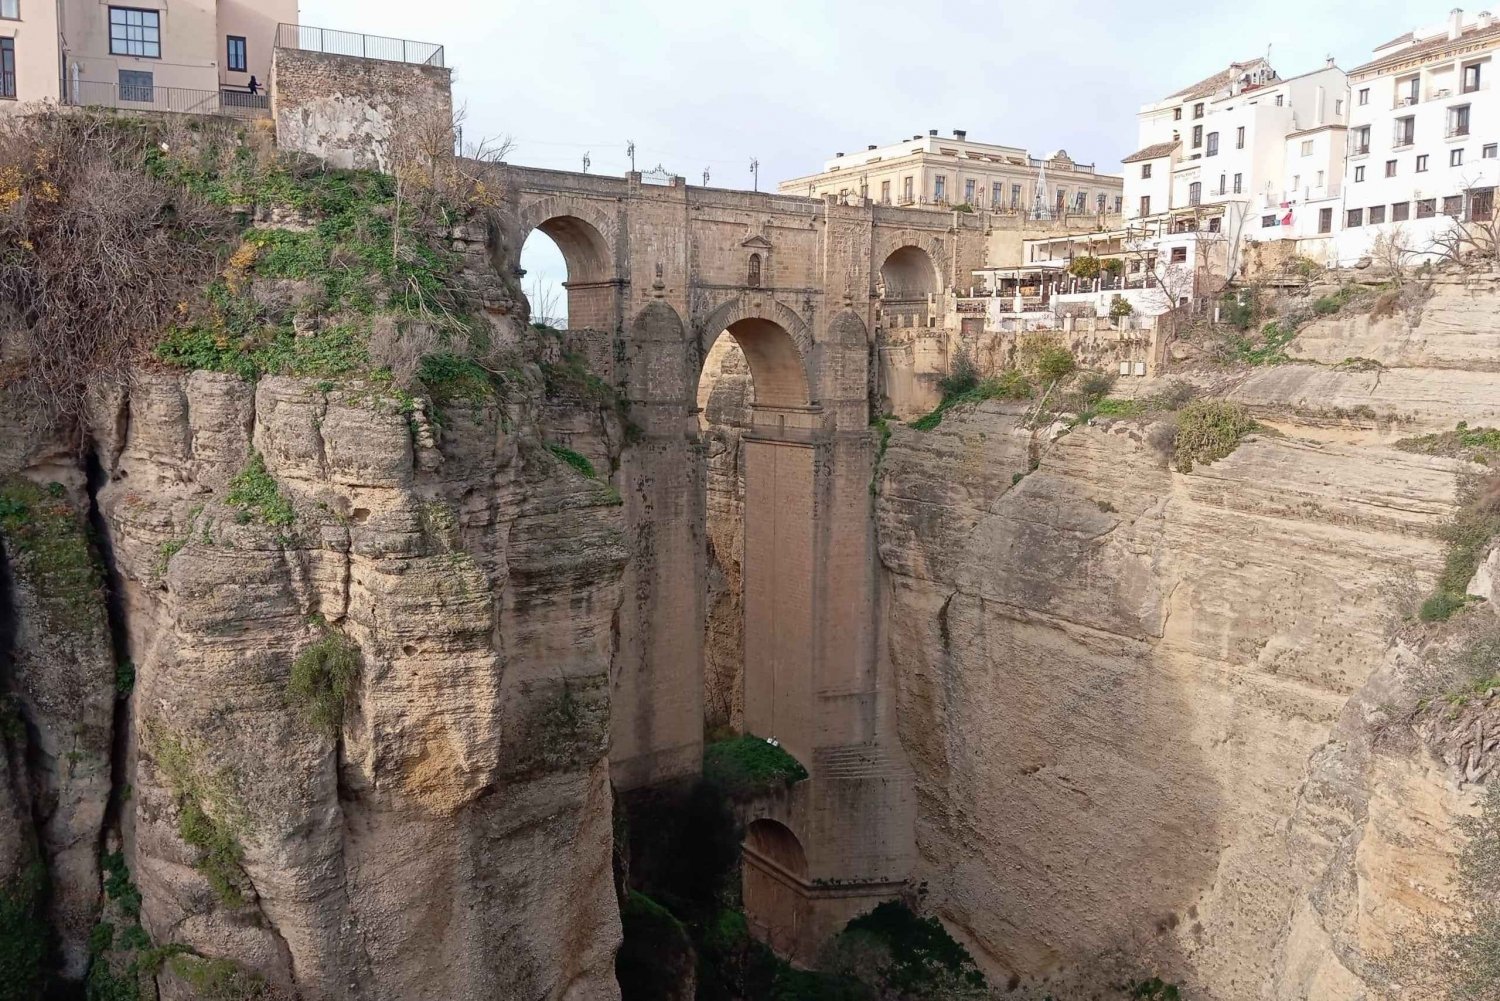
[
  {"x1": 1122, "y1": 141, "x2": 1180, "y2": 164},
  {"x1": 1351, "y1": 16, "x2": 1500, "y2": 75}
]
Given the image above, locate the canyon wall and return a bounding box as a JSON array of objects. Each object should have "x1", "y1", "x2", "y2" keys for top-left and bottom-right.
[{"x1": 873, "y1": 272, "x2": 1500, "y2": 999}]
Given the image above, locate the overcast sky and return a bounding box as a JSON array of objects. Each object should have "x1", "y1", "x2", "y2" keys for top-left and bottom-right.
[{"x1": 304, "y1": 0, "x2": 1450, "y2": 323}]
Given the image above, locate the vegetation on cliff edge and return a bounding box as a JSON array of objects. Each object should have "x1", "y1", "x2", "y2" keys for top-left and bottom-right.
[{"x1": 702, "y1": 734, "x2": 809, "y2": 801}]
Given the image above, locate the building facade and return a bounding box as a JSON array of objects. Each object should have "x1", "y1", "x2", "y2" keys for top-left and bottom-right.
[
  {"x1": 1334, "y1": 8, "x2": 1500, "y2": 265},
  {"x1": 1121, "y1": 57, "x2": 1351, "y2": 303},
  {"x1": 1, "y1": 0, "x2": 296, "y2": 111},
  {"x1": 777, "y1": 130, "x2": 1124, "y2": 219}
]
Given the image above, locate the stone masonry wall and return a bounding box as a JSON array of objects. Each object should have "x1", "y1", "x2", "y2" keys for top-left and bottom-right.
[{"x1": 271, "y1": 48, "x2": 454, "y2": 171}]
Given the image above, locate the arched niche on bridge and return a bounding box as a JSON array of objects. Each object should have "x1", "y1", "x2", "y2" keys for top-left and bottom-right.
[
  {"x1": 743, "y1": 818, "x2": 810, "y2": 961},
  {"x1": 519, "y1": 199, "x2": 618, "y2": 332}
]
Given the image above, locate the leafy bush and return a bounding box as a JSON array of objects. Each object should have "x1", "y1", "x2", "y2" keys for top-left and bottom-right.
[
  {"x1": 1075, "y1": 371, "x2": 1116, "y2": 403},
  {"x1": 1109, "y1": 295, "x2": 1134, "y2": 320},
  {"x1": 0, "y1": 478, "x2": 105, "y2": 631},
  {"x1": 1231, "y1": 320, "x2": 1298, "y2": 365},
  {"x1": 936, "y1": 347, "x2": 979, "y2": 399},
  {"x1": 166, "y1": 954, "x2": 270, "y2": 1001},
  {"x1": 548, "y1": 443, "x2": 598, "y2": 480},
  {"x1": 909, "y1": 371, "x2": 1032, "y2": 432},
  {"x1": 1418, "y1": 472, "x2": 1500, "y2": 622},
  {"x1": 0, "y1": 863, "x2": 47, "y2": 1001},
  {"x1": 826, "y1": 901, "x2": 986, "y2": 998},
  {"x1": 178, "y1": 801, "x2": 248, "y2": 909},
  {"x1": 226, "y1": 453, "x2": 295, "y2": 528},
  {"x1": 1220, "y1": 293, "x2": 1255, "y2": 330},
  {"x1": 617, "y1": 892, "x2": 697, "y2": 1001},
  {"x1": 1395, "y1": 422, "x2": 1500, "y2": 465},
  {"x1": 702, "y1": 734, "x2": 809, "y2": 800},
  {"x1": 1067, "y1": 255, "x2": 1101, "y2": 280},
  {"x1": 289, "y1": 628, "x2": 360, "y2": 733},
  {"x1": 1173, "y1": 401, "x2": 1257, "y2": 472}
]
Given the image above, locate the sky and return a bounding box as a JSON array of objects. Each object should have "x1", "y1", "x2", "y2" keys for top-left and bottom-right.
[{"x1": 304, "y1": 0, "x2": 1448, "y2": 324}]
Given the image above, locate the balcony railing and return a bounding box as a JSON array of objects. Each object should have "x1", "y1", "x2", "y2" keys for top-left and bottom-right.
[
  {"x1": 1447, "y1": 124, "x2": 1471, "y2": 139},
  {"x1": 65, "y1": 80, "x2": 269, "y2": 118},
  {"x1": 275, "y1": 23, "x2": 444, "y2": 67}
]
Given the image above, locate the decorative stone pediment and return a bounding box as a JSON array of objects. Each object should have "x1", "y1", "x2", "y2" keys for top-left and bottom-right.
[{"x1": 741, "y1": 234, "x2": 773, "y2": 250}]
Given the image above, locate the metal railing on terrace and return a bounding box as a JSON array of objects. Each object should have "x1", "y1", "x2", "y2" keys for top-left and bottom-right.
[
  {"x1": 66, "y1": 81, "x2": 269, "y2": 118},
  {"x1": 275, "y1": 23, "x2": 445, "y2": 67}
]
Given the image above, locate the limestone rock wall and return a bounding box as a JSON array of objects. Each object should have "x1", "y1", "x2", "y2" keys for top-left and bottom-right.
[
  {"x1": 874, "y1": 398, "x2": 1479, "y2": 999},
  {"x1": 0, "y1": 348, "x2": 627, "y2": 999}
]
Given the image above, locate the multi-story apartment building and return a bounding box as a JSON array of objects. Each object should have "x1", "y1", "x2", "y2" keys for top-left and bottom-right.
[
  {"x1": 1, "y1": 0, "x2": 295, "y2": 112},
  {"x1": 778, "y1": 130, "x2": 1124, "y2": 218},
  {"x1": 1121, "y1": 57, "x2": 1350, "y2": 300},
  {"x1": 1335, "y1": 8, "x2": 1499, "y2": 264}
]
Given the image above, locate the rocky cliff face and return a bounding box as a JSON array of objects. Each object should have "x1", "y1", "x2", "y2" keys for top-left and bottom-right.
[
  {"x1": 874, "y1": 273, "x2": 1500, "y2": 999},
  {"x1": 0, "y1": 122, "x2": 628, "y2": 1000}
]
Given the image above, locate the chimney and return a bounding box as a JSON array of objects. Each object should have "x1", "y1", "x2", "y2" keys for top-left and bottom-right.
[
  {"x1": 1481, "y1": 10, "x2": 1494, "y2": 27},
  {"x1": 913, "y1": 134, "x2": 922, "y2": 140},
  {"x1": 835, "y1": 152, "x2": 843, "y2": 158},
  {"x1": 1450, "y1": 7, "x2": 1464, "y2": 39},
  {"x1": 954, "y1": 129, "x2": 967, "y2": 140},
  {"x1": 868, "y1": 144, "x2": 877, "y2": 150},
  {"x1": 929, "y1": 128, "x2": 938, "y2": 136},
  {"x1": 1325, "y1": 56, "x2": 1335, "y2": 68}
]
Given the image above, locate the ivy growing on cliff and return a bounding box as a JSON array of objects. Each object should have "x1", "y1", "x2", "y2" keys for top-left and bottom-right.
[
  {"x1": 288, "y1": 625, "x2": 360, "y2": 734},
  {"x1": 0, "y1": 479, "x2": 107, "y2": 631},
  {"x1": 226, "y1": 453, "x2": 296, "y2": 529},
  {"x1": 147, "y1": 728, "x2": 252, "y2": 910}
]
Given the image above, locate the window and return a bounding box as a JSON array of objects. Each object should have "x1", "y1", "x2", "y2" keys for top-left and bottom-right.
[
  {"x1": 1416, "y1": 198, "x2": 1436, "y2": 218},
  {"x1": 1275, "y1": 94, "x2": 1284, "y2": 106},
  {"x1": 991, "y1": 181, "x2": 1002, "y2": 207},
  {"x1": 1347, "y1": 208, "x2": 1363, "y2": 227},
  {"x1": 1236, "y1": 126, "x2": 1245, "y2": 149},
  {"x1": 1472, "y1": 188, "x2": 1495, "y2": 222},
  {"x1": 1354, "y1": 165, "x2": 1365, "y2": 182},
  {"x1": 0, "y1": 0, "x2": 16, "y2": 19},
  {"x1": 1416, "y1": 154, "x2": 1429, "y2": 172},
  {"x1": 1352, "y1": 126, "x2": 1371, "y2": 155},
  {"x1": 1139, "y1": 195, "x2": 1151, "y2": 216},
  {"x1": 1485, "y1": 144, "x2": 1498, "y2": 159},
  {"x1": 1192, "y1": 125, "x2": 1203, "y2": 148},
  {"x1": 1403, "y1": 77, "x2": 1419, "y2": 103},
  {"x1": 1392, "y1": 202, "x2": 1410, "y2": 222},
  {"x1": 1443, "y1": 195, "x2": 1464, "y2": 215},
  {"x1": 747, "y1": 253, "x2": 761, "y2": 288},
  {"x1": 1188, "y1": 181, "x2": 1201, "y2": 205},
  {"x1": 1318, "y1": 207, "x2": 1333, "y2": 233},
  {"x1": 1173, "y1": 107, "x2": 1182, "y2": 121},
  {"x1": 1233, "y1": 172, "x2": 1242, "y2": 194},
  {"x1": 109, "y1": 7, "x2": 162, "y2": 58},
  {"x1": 1193, "y1": 102, "x2": 1204, "y2": 119},
  {"x1": 1206, "y1": 132, "x2": 1219, "y2": 156},
  {"x1": 1114, "y1": 196, "x2": 1122, "y2": 213},
  {"x1": 1385, "y1": 159, "x2": 1397, "y2": 178},
  {"x1": 1261, "y1": 214, "x2": 1278, "y2": 227},
  {"x1": 902, "y1": 176, "x2": 913, "y2": 202},
  {"x1": 1218, "y1": 173, "x2": 1226, "y2": 194},
  {"x1": 1316, "y1": 170, "x2": 1324, "y2": 187},
  {"x1": 1394, "y1": 116, "x2": 1415, "y2": 146},
  {"x1": 1011, "y1": 183, "x2": 1021, "y2": 209},
  {"x1": 1335, "y1": 98, "x2": 1344, "y2": 115},
  {"x1": 226, "y1": 35, "x2": 247, "y2": 73},
  {"x1": 0, "y1": 38, "x2": 12, "y2": 99},
  {"x1": 1301, "y1": 139, "x2": 1314, "y2": 156},
  {"x1": 1141, "y1": 163, "x2": 1152, "y2": 179},
  {"x1": 1096, "y1": 192, "x2": 1107, "y2": 212},
  {"x1": 964, "y1": 178, "x2": 975, "y2": 204},
  {"x1": 1451, "y1": 148, "x2": 1465, "y2": 167},
  {"x1": 1358, "y1": 87, "x2": 1369, "y2": 105},
  {"x1": 1293, "y1": 175, "x2": 1301, "y2": 190},
  {"x1": 118, "y1": 69, "x2": 153, "y2": 103},
  {"x1": 1074, "y1": 190, "x2": 1087, "y2": 212},
  {"x1": 1207, "y1": 217, "x2": 1221, "y2": 233},
  {"x1": 934, "y1": 175, "x2": 946, "y2": 201},
  {"x1": 1369, "y1": 205, "x2": 1386, "y2": 224},
  {"x1": 881, "y1": 179, "x2": 891, "y2": 204},
  {"x1": 1464, "y1": 62, "x2": 1482, "y2": 93},
  {"x1": 1166, "y1": 246, "x2": 1186, "y2": 265},
  {"x1": 1056, "y1": 188, "x2": 1066, "y2": 213},
  {"x1": 1450, "y1": 105, "x2": 1471, "y2": 138}
]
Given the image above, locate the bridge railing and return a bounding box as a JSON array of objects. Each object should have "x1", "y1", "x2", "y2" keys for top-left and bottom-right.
[{"x1": 275, "y1": 23, "x2": 445, "y2": 68}]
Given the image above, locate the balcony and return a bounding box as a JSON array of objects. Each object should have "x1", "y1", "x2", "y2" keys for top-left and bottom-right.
[
  {"x1": 65, "y1": 81, "x2": 269, "y2": 118},
  {"x1": 1393, "y1": 137, "x2": 1416, "y2": 150},
  {"x1": 1447, "y1": 124, "x2": 1472, "y2": 139},
  {"x1": 1393, "y1": 94, "x2": 1420, "y2": 109},
  {"x1": 1350, "y1": 144, "x2": 1370, "y2": 158},
  {"x1": 275, "y1": 23, "x2": 445, "y2": 67}
]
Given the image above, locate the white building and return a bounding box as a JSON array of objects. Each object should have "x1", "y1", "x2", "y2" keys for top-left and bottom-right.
[
  {"x1": 1120, "y1": 57, "x2": 1350, "y2": 304},
  {"x1": 1334, "y1": 8, "x2": 1500, "y2": 265}
]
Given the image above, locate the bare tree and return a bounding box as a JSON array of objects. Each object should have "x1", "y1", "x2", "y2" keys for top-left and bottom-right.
[
  {"x1": 1426, "y1": 174, "x2": 1500, "y2": 267},
  {"x1": 1371, "y1": 223, "x2": 1418, "y2": 283},
  {"x1": 526, "y1": 275, "x2": 565, "y2": 329}
]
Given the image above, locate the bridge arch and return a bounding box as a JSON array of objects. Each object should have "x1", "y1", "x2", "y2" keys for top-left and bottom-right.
[
  {"x1": 697, "y1": 295, "x2": 814, "y2": 410},
  {"x1": 742, "y1": 819, "x2": 810, "y2": 961},
  {"x1": 518, "y1": 195, "x2": 620, "y2": 331}
]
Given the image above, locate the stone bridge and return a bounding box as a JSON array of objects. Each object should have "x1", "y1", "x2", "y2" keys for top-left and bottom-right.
[{"x1": 493, "y1": 164, "x2": 989, "y2": 957}]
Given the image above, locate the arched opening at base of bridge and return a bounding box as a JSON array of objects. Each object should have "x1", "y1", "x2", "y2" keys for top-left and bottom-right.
[
  {"x1": 742, "y1": 819, "x2": 809, "y2": 962},
  {"x1": 519, "y1": 214, "x2": 615, "y2": 333}
]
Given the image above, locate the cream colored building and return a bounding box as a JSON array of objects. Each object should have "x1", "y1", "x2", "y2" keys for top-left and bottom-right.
[
  {"x1": 778, "y1": 129, "x2": 1124, "y2": 218},
  {"x1": 1, "y1": 0, "x2": 296, "y2": 110}
]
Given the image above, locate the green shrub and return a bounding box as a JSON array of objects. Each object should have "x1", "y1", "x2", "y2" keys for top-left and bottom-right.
[
  {"x1": 703, "y1": 734, "x2": 809, "y2": 800},
  {"x1": 1395, "y1": 422, "x2": 1500, "y2": 464},
  {"x1": 177, "y1": 801, "x2": 247, "y2": 908},
  {"x1": 547, "y1": 443, "x2": 598, "y2": 480},
  {"x1": 1109, "y1": 295, "x2": 1134, "y2": 320},
  {"x1": 937, "y1": 347, "x2": 980, "y2": 399},
  {"x1": 1173, "y1": 401, "x2": 1257, "y2": 472},
  {"x1": 166, "y1": 954, "x2": 268, "y2": 1001},
  {"x1": 833, "y1": 900, "x2": 986, "y2": 997},
  {"x1": 0, "y1": 479, "x2": 106, "y2": 631},
  {"x1": 226, "y1": 453, "x2": 295, "y2": 528},
  {"x1": 0, "y1": 862, "x2": 47, "y2": 1001},
  {"x1": 1129, "y1": 978, "x2": 1183, "y2": 1000},
  {"x1": 1220, "y1": 293, "x2": 1255, "y2": 330},
  {"x1": 617, "y1": 892, "x2": 696, "y2": 1001},
  {"x1": 1075, "y1": 371, "x2": 1116, "y2": 403},
  {"x1": 1418, "y1": 472, "x2": 1500, "y2": 622},
  {"x1": 909, "y1": 369, "x2": 1033, "y2": 432},
  {"x1": 1067, "y1": 255, "x2": 1101, "y2": 280},
  {"x1": 1232, "y1": 321, "x2": 1299, "y2": 365},
  {"x1": 289, "y1": 628, "x2": 360, "y2": 733}
]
